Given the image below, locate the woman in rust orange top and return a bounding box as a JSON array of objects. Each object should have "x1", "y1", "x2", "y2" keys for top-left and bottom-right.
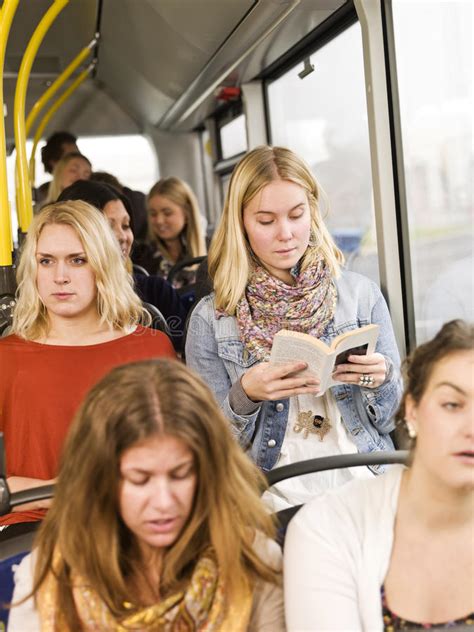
[{"x1": 0, "y1": 200, "x2": 175, "y2": 540}]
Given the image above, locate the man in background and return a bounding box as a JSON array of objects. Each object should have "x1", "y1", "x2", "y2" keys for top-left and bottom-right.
[{"x1": 35, "y1": 131, "x2": 79, "y2": 204}]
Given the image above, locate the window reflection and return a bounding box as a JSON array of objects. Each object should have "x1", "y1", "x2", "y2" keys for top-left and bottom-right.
[
  {"x1": 220, "y1": 114, "x2": 247, "y2": 160},
  {"x1": 392, "y1": 0, "x2": 473, "y2": 342},
  {"x1": 267, "y1": 24, "x2": 379, "y2": 284}
]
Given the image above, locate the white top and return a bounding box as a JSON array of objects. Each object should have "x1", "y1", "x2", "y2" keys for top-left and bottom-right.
[
  {"x1": 9, "y1": 536, "x2": 285, "y2": 632},
  {"x1": 284, "y1": 465, "x2": 404, "y2": 631},
  {"x1": 263, "y1": 391, "x2": 374, "y2": 512}
]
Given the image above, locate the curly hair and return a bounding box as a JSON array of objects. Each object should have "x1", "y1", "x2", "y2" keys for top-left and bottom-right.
[{"x1": 396, "y1": 319, "x2": 474, "y2": 427}]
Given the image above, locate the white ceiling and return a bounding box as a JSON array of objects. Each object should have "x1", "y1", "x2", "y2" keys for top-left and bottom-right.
[{"x1": 3, "y1": 0, "x2": 346, "y2": 145}]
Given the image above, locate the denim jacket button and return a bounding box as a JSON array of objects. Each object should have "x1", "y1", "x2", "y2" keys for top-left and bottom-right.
[
  {"x1": 275, "y1": 403, "x2": 284, "y2": 412},
  {"x1": 267, "y1": 439, "x2": 277, "y2": 448}
]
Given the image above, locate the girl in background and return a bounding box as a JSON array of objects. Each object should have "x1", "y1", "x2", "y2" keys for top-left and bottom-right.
[
  {"x1": 44, "y1": 152, "x2": 92, "y2": 205},
  {"x1": 134, "y1": 177, "x2": 206, "y2": 288}
]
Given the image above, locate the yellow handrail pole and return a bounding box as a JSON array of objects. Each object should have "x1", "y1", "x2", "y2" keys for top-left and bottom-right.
[
  {"x1": 14, "y1": 0, "x2": 69, "y2": 234},
  {"x1": 29, "y1": 62, "x2": 94, "y2": 180},
  {"x1": 27, "y1": 36, "x2": 97, "y2": 185},
  {"x1": 0, "y1": 0, "x2": 20, "y2": 267}
]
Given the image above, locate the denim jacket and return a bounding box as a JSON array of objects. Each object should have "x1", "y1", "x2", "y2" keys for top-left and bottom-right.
[{"x1": 186, "y1": 271, "x2": 402, "y2": 473}]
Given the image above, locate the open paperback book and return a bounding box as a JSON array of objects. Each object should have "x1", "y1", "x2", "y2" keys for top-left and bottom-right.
[{"x1": 269, "y1": 323, "x2": 379, "y2": 396}]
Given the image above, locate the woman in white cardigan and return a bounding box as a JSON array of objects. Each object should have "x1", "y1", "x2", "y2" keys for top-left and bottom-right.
[{"x1": 284, "y1": 320, "x2": 474, "y2": 630}]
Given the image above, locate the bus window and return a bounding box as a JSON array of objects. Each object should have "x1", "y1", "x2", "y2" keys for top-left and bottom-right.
[
  {"x1": 392, "y1": 1, "x2": 473, "y2": 343},
  {"x1": 6, "y1": 135, "x2": 158, "y2": 246},
  {"x1": 78, "y1": 135, "x2": 158, "y2": 193},
  {"x1": 220, "y1": 114, "x2": 247, "y2": 160},
  {"x1": 267, "y1": 23, "x2": 378, "y2": 284},
  {"x1": 219, "y1": 171, "x2": 233, "y2": 204}
]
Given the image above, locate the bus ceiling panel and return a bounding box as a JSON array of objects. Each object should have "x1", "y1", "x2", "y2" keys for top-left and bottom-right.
[
  {"x1": 54, "y1": 81, "x2": 142, "y2": 138},
  {"x1": 95, "y1": 0, "x2": 255, "y2": 129},
  {"x1": 4, "y1": 0, "x2": 99, "y2": 145},
  {"x1": 239, "y1": 0, "x2": 347, "y2": 82},
  {"x1": 5, "y1": 0, "x2": 97, "y2": 72},
  {"x1": 161, "y1": 0, "x2": 346, "y2": 133},
  {"x1": 95, "y1": 45, "x2": 174, "y2": 129},
  {"x1": 3, "y1": 79, "x2": 139, "y2": 150},
  {"x1": 156, "y1": 0, "x2": 303, "y2": 131}
]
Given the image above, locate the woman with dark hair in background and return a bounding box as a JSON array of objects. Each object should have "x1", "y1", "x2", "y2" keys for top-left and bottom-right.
[
  {"x1": 35, "y1": 132, "x2": 79, "y2": 204},
  {"x1": 10, "y1": 360, "x2": 284, "y2": 631},
  {"x1": 90, "y1": 170, "x2": 149, "y2": 240},
  {"x1": 58, "y1": 179, "x2": 189, "y2": 351}
]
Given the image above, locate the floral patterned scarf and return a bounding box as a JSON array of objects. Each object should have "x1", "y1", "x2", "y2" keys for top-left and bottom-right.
[
  {"x1": 36, "y1": 548, "x2": 252, "y2": 631},
  {"x1": 236, "y1": 258, "x2": 337, "y2": 361}
]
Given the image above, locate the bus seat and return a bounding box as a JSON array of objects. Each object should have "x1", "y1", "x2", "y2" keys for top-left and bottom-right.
[
  {"x1": 274, "y1": 505, "x2": 302, "y2": 547},
  {"x1": 132, "y1": 264, "x2": 149, "y2": 277},
  {"x1": 0, "y1": 550, "x2": 29, "y2": 629},
  {"x1": 267, "y1": 451, "x2": 409, "y2": 546},
  {"x1": 142, "y1": 302, "x2": 168, "y2": 333},
  {"x1": 167, "y1": 256, "x2": 206, "y2": 287}
]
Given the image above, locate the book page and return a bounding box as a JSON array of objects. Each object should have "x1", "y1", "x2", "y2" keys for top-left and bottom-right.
[{"x1": 269, "y1": 334, "x2": 333, "y2": 395}]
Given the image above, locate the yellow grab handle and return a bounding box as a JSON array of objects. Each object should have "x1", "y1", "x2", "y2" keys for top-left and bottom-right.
[
  {"x1": 27, "y1": 37, "x2": 97, "y2": 185},
  {"x1": 29, "y1": 62, "x2": 94, "y2": 185},
  {"x1": 0, "y1": 0, "x2": 20, "y2": 266},
  {"x1": 14, "y1": 0, "x2": 69, "y2": 233}
]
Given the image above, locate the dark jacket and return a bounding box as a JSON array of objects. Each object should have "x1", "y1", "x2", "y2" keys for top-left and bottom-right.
[{"x1": 134, "y1": 273, "x2": 189, "y2": 351}]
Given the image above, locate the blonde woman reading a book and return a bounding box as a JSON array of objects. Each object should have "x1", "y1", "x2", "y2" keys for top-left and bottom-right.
[{"x1": 186, "y1": 146, "x2": 402, "y2": 509}]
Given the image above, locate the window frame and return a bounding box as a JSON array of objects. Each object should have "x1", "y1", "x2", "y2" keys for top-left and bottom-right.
[{"x1": 262, "y1": 0, "x2": 414, "y2": 356}]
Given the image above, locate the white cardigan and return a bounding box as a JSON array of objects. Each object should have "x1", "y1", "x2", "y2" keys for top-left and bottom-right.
[{"x1": 284, "y1": 465, "x2": 404, "y2": 631}]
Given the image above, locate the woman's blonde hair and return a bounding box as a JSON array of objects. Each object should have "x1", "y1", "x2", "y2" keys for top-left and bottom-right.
[
  {"x1": 209, "y1": 145, "x2": 344, "y2": 313},
  {"x1": 12, "y1": 200, "x2": 149, "y2": 340},
  {"x1": 45, "y1": 152, "x2": 91, "y2": 204},
  {"x1": 30, "y1": 359, "x2": 278, "y2": 627},
  {"x1": 147, "y1": 177, "x2": 206, "y2": 260}
]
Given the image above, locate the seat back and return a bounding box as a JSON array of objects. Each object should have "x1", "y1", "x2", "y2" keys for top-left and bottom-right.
[
  {"x1": 0, "y1": 550, "x2": 29, "y2": 629},
  {"x1": 167, "y1": 256, "x2": 206, "y2": 286},
  {"x1": 132, "y1": 263, "x2": 149, "y2": 277},
  {"x1": 142, "y1": 301, "x2": 168, "y2": 333},
  {"x1": 267, "y1": 451, "x2": 409, "y2": 546}
]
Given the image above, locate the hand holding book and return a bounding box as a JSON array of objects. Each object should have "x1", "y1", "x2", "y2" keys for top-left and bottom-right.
[
  {"x1": 240, "y1": 360, "x2": 320, "y2": 403},
  {"x1": 332, "y1": 352, "x2": 387, "y2": 388},
  {"x1": 269, "y1": 324, "x2": 383, "y2": 396}
]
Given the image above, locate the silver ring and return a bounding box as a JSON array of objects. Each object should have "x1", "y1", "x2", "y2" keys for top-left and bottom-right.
[{"x1": 359, "y1": 374, "x2": 374, "y2": 387}]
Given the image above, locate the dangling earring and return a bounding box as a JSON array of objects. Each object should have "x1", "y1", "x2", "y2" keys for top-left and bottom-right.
[
  {"x1": 308, "y1": 230, "x2": 318, "y2": 247},
  {"x1": 405, "y1": 421, "x2": 417, "y2": 439}
]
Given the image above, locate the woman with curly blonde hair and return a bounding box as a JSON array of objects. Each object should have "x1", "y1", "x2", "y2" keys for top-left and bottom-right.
[
  {"x1": 0, "y1": 201, "x2": 175, "y2": 540},
  {"x1": 10, "y1": 360, "x2": 284, "y2": 631}
]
